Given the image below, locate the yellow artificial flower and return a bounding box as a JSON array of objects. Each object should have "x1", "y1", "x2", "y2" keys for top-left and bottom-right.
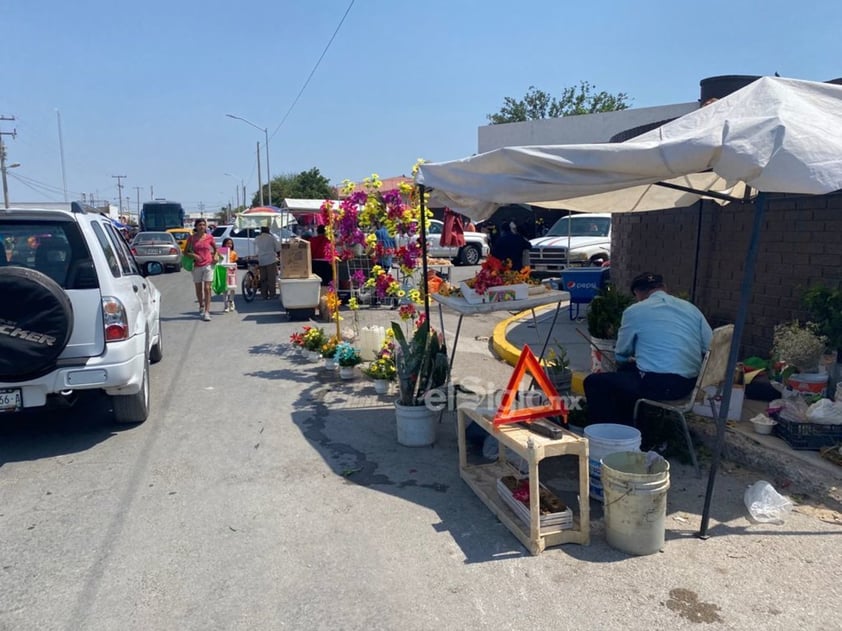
[{"x1": 348, "y1": 297, "x2": 359, "y2": 311}]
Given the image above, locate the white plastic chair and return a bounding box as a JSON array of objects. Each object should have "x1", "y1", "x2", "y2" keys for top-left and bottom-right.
[{"x1": 633, "y1": 324, "x2": 735, "y2": 477}]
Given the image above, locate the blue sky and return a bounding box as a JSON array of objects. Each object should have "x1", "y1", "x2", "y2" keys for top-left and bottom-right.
[{"x1": 4, "y1": 0, "x2": 840, "y2": 214}]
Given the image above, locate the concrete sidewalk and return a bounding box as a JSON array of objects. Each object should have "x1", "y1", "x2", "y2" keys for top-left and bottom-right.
[{"x1": 494, "y1": 301, "x2": 842, "y2": 511}]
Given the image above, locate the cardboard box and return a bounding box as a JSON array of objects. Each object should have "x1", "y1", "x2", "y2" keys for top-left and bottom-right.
[
  {"x1": 692, "y1": 385, "x2": 744, "y2": 421},
  {"x1": 280, "y1": 239, "x2": 312, "y2": 279}
]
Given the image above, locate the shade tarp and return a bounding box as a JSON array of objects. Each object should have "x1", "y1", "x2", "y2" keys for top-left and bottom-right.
[
  {"x1": 418, "y1": 77, "x2": 842, "y2": 221},
  {"x1": 235, "y1": 205, "x2": 296, "y2": 229}
]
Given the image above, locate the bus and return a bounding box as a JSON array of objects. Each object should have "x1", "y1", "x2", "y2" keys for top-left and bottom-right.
[{"x1": 139, "y1": 200, "x2": 186, "y2": 232}]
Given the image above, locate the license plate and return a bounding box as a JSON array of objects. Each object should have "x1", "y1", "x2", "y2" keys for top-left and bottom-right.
[{"x1": 0, "y1": 388, "x2": 22, "y2": 413}]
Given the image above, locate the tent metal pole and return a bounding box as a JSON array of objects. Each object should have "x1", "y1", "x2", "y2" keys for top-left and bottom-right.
[
  {"x1": 698, "y1": 191, "x2": 766, "y2": 538},
  {"x1": 419, "y1": 185, "x2": 431, "y2": 324}
]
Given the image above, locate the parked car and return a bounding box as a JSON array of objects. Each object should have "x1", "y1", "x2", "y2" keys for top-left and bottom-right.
[
  {"x1": 131, "y1": 231, "x2": 182, "y2": 272},
  {"x1": 424, "y1": 218, "x2": 490, "y2": 265},
  {"x1": 211, "y1": 224, "x2": 294, "y2": 266},
  {"x1": 528, "y1": 213, "x2": 611, "y2": 278},
  {"x1": 394, "y1": 219, "x2": 490, "y2": 265},
  {"x1": 166, "y1": 227, "x2": 191, "y2": 252},
  {"x1": 0, "y1": 202, "x2": 164, "y2": 423}
]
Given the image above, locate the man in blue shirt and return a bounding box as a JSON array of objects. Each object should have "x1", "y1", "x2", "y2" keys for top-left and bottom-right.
[{"x1": 584, "y1": 272, "x2": 713, "y2": 427}]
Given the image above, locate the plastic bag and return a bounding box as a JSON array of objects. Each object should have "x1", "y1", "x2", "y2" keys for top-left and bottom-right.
[
  {"x1": 744, "y1": 480, "x2": 793, "y2": 523},
  {"x1": 806, "y1": 398, "x2": 842, "y2": 425},
  {"x1": 211, "y1": 264, "x2": 227, "y2": 295},
  {"x1": 181, "y1": 254, "x2": 194, "y2": 272}
]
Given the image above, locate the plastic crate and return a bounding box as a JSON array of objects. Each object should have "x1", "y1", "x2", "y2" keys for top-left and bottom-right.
[{"x1": 772, "y1": 414, "x2": 842, "y2": 450}]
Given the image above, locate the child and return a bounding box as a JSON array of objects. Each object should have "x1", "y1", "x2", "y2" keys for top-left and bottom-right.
[{"x1": 220, "y1": 238, "x2": 239, "y2": 312}]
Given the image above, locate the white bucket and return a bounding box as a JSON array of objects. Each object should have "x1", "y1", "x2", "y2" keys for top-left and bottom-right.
[
  {"x1": 787, "y1": 373, "x2": 828, "y2": 397},
  {"x1": 584, "y1": 423, "x2": 641, "y2": 501},
  {"x1": 601, "y1": 451, "x2": 670, "y2": 556},
  {"x1": 589, "y1": 337, "x2": 616, "y2": 374}
]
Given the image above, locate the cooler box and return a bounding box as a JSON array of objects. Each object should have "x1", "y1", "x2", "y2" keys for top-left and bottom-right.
[
  {"x1": 560, "y1": 267, "x2": 610, "y2": 319},
  {"x1": 279, "y1": 274, "x2": 321, "y2": 309}
]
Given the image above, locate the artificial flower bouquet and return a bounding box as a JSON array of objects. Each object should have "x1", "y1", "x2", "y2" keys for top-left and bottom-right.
[
  {"x1": 334, "y1": 341, "x2": 363, "y2": 367},
  {"x1": 320, "y1": 336, "x2": 340, "y2": 359},
  {"x1": 362, "y1": 357, "x2": 397, "y2": 381},
  {"x1": 302, "y1": 326, "x2": 327, "y2": 352}
]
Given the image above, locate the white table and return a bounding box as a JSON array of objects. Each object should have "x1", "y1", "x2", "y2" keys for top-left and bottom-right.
[
  {"x1": 432, "y1": 289, "x2": 570, "y2": 367},
  {"x1": 432, "y1": 289, "x2": 570, "y2": 413}
]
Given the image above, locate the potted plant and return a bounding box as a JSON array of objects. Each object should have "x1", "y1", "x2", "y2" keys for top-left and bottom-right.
[
  {"x1": 586, "y1": 284, "x2": 634, "y2": 373},
  {"x1": 335, "y1": 341, "x2": 362, "y2": 379},
  {"x1": 320, "y1": 336, "x2": 339, "y2": 370},
  {"x1": 363, "y1": 357, "x2": 396, "y2": 394},
  {"x1": 302, "y1": 326, "x2": 327, "y2": 360},
  {"x1": 391, "y1": 320, "x2": 449, "y2": 446},
  {"x1": 542, "y1": 341, "x2": 572, "y2": 393},
  {"x1": 802, "y1": 284, "x2": 842, "y2": 393},
  {"x1": 772, "y1": 321, "x2": 826, "y2": 374}
]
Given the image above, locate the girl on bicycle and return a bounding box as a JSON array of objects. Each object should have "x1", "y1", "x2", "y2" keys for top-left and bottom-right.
[{"x1": 220, "y1": 238, "x2": 238, "y2": 313}]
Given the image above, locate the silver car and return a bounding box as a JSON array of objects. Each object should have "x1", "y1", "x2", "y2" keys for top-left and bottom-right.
[{"x1": 131, "y1": 231, "x2": 182, "y2": 272}]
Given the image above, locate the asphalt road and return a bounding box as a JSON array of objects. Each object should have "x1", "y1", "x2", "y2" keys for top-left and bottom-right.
[{"x1": 1, "y1": 269, "x2": 841, "y2": 630}]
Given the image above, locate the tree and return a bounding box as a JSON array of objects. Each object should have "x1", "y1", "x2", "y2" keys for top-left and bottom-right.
[
  {"x1": 487, "y1": 81, "x2": 631, "y2": 124},
  {"x1": 253, "y1": 167, "x2": 336, "y2": 206}
]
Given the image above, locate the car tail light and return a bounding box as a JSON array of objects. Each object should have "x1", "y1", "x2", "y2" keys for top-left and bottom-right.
[
  {"x1": 131, "y1": 247, "x2": 137, "y2": 255},
  {"x1": 169, "y1": 247, "x2": 179, "y2": 255},
  {"x1": 102, "y1": 297, "x2": 129, "y2": 342}
]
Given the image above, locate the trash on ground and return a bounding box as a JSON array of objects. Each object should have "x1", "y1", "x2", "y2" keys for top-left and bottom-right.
[{"x1": 744, "y1": 480, "x2": 794, "y2": 523}]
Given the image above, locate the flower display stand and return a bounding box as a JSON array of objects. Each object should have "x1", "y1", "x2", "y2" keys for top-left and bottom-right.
[
  {"x1": 457, "y1": 406, "x2": 590, "y2": 554},
  {"x1": 459, "y1": 282, "x2": 529, "y2": 305}
]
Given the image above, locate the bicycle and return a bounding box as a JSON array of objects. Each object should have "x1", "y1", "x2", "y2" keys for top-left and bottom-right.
[{"x1": 240, "y1": 259, "x2": 280, "y2": 302}]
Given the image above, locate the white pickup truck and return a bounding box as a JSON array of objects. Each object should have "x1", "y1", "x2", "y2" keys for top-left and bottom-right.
[{"x1": 528, "y1": 213, "x2": 611, "y2": 278}]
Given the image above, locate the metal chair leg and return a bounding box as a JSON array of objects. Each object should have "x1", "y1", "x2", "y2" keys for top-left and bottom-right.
[{"x1": 676, "y1": 410, "x2": 701, "y2": 478}]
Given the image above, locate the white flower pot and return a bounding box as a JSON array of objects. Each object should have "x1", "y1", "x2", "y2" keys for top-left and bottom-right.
[
  {"x1": 339, "y1": 365, "x2": 356, "y2": 380},
  {"x1": 394, "y1": 401, "x2": 437, "y2": 447},
  {"x1": 373, "y1": 379, "x2": 389, "y2": 394},
  {"x1": 323, "y1": 357, "x2": 337, "y2": 370}
]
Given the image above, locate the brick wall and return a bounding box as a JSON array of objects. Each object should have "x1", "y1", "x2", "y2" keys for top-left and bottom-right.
[{"x1": 611, "y1": 192, "x2": 842, "y2": 357}]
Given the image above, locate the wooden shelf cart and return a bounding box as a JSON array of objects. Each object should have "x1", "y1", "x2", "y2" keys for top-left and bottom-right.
[{"x1": 457, "y1": 407, "x2": 590, "y2": 555}]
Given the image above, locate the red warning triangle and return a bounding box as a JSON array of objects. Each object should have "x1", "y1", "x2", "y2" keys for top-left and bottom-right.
[{"x1": 493, "y1": 344, "x2": 568, "y2": 428}]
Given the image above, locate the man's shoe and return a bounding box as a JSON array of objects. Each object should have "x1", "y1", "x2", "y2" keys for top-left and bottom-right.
[{"x1": 202, "y1": 312, "x2": 211, "y2": 321}]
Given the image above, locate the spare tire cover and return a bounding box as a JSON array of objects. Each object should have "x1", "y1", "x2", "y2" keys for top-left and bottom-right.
[{"x1": 0, "y1": 267, "x2": 74, "y2": 381}]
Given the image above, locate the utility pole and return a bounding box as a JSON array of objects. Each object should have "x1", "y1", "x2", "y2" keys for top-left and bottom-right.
[
  {"x1": 256, "y1": 141, "x2": 263, "y2": 206},
  {"x1": 112, "y1": 175, "x2": 126, "y2": 217},
  {"x1": 1, "y1": 115, "x2": 18, "y2": 209},
  {"x1": 133, "y1": 186, "x2": 142, "y2": 224}
]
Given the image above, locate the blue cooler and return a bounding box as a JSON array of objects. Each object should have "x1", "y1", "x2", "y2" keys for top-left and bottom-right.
[{"x1": 561, "y1": 267, "x2": 610, "y2": 319}]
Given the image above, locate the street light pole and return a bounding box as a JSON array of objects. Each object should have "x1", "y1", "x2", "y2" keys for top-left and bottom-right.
[{"x1": 226, "y1": 113, "x2": 271, "y2": 206}]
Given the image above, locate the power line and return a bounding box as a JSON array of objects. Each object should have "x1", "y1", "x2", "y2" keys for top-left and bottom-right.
[{"x1": 269, "y1": 0, "x2": 355, "y2": 142}]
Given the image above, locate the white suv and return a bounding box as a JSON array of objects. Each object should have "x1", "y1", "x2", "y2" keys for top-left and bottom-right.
[
  {"x1": 0, "y1": 203, "x2": 163, "y2": 423},
  {"x1": 211, "y1": 224, "x2": 294, "y2": 265}
]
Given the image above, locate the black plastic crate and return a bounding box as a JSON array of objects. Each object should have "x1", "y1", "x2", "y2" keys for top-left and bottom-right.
[{"x1": 772, "y1": 414, "x2": 842, "y2": 450}]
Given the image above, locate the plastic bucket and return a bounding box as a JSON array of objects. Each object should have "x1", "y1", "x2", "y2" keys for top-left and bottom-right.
[
  {"x1": 787, "y1": 373, "x2": 828, "y2": 397},
  {"x1": 589, "y1": 337, "x2": 616, "y2": 374},
  {"x1": 602, "y1": 451, "x2": 670, "y2": 556},
  {"x1": 584, "y1": 423, "x2": 641, "y2": 501}
]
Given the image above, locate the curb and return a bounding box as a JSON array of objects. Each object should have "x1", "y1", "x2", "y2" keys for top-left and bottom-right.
[{"x1": 491, "y1": 305, "x2": 587, "y2": 395}]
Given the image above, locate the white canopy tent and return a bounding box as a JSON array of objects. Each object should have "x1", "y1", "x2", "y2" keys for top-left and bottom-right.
[
  {"x1": 416, "y1": 76, "x2": 842, "y2": 537},
  {"x1": 420, "y1": 77, "x2": 842, "y2": 220}
]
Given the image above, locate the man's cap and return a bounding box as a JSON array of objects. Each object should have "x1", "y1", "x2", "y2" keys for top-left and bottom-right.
[{"x1": 630, "y1": 272, "x2": 664, "y2": 293}]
